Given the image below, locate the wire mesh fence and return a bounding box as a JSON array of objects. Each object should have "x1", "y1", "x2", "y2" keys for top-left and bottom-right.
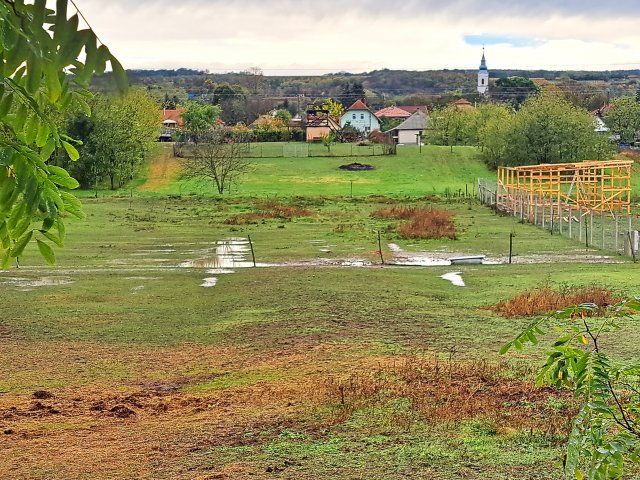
[
  {"x1": 174, "y1": 142, "x2": 394, "y2": 159},
  {"x1": 477, "y1": 178, "x2": 640, "y2": 258}
]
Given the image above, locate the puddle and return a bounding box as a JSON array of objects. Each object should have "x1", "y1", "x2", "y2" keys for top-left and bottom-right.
[
  {"x1": 201, "y1": 277, "x2": 218, "y2": 288},
  {"x1": 0, "y1": 276, "x2": 74, "y2": 289},
  {"x1": 388, "y1": 243, "x2": 496, "y2": 266},
  {"x1": 180, "y1": 238, "x2": 255, "y2": 269},
  {"x1": 441, "y1": 272, "x2": 465, "y2": 287},
  {"x1": 388, "y1": 243, "x2": 451, "y2": 266},
  {"x1": 205, "y1": 269, "x2": 235, "y2": 274},
  {"x1": 131, "y1": 285, "x2": 145, "y2": 293}
]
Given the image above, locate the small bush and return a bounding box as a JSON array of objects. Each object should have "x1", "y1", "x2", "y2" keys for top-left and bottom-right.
[
  {"x1": 371, "y1": 206, "x2": 457, "y2": 240},
  {"x1": 490, "y1": 285, "x2": 620, "y2": 318}
]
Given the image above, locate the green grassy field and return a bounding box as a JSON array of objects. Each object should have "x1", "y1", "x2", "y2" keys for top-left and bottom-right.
[
  {"x1": 142, "y1": 144, "x2": 493, "y2": 197},
  {"x1": 2, "y1": 145, "x2": 640, "y2": 479}
]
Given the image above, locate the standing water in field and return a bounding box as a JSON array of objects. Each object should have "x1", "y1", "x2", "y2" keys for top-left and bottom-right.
[
  {"x1": 440, "y1": 272, "x2": 465, "y2": 287},
  {"x1": 179, "y1": 238, "x2": 257, "y2": 288},
  {"x1": 179, "y1": 238, "x2": 255, "y2": 269}
]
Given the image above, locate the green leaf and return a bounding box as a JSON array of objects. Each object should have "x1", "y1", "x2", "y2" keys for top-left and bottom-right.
[
  {"x1": 499, "y1": 342, "x2": 512, "y2": 355},
  {"x1": 40, "y1": 229, "x2": 63, "y2": 248},
  {"x1": 110, "y1": 56, "x2": 129, "y2": 94},
  {"x1": 36, "y1": 239, "x2": 55, "y2": 265},
  {"x1": 9, "y1": 229, "x2": 33, "y2": 257},
  {"x1": 62, "y1": 141, "x2": 80, "y2": 161}
]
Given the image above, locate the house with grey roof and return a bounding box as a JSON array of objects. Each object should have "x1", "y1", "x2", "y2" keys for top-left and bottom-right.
[{"x1": 385, "y1": 111, "x2": 428, "y2": 144}]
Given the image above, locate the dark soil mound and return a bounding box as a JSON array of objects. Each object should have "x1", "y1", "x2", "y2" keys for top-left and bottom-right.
[{"x1": 339, "y1": 162, "x2": 375, "y2": 171}]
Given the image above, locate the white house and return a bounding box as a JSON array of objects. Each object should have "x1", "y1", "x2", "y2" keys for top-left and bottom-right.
[
  {"x1": 385, "y1": 111, "x2": 428, "y2": 144},
  {"x1": 340, "y1": 99, "x2": 380, "y2": 135}
]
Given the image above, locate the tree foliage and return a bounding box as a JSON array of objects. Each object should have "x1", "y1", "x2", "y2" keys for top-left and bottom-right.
[
  {"x1": 424, "y1": 105, "x2": 478, "y2": 152},
  {"x1": 491, "y1": 76, "x2": 539, "y2": 107},
  {"x1": 502, "y1": 299, "x2": 640, "y2": 479},
  {"x1": 606, "y1": 96, "x2": 640, "y2": 144},
  {"x1": 63, "y1": 89, "x2": 159, "y2": 190},
  {"x1": 182, "y1": 101, "x2": 221, "y2": 136},
  {"x1": 0, "y1": 0, "x2": 126, "y2": 266}
]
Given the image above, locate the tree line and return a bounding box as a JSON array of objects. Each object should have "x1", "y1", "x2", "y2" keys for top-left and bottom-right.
[{"x1": 425, "y1": 92, "x2": 617, "y2": 169}]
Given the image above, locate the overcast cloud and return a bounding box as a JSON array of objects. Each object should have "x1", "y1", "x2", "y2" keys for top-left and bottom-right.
[{"x1": 74, "y1": 0, "x2": 640, "y2": 73}]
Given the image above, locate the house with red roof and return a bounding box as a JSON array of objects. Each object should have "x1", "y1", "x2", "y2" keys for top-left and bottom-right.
[
  {"x1": 398, "y1": 105, "x2": 428, "y2": 115},
  {"x1": 453, "y1": 98, "x2": 474, "y2": 111},
  {"x1": 340, "y1": 99, "x2": 380, "y2": 135},
  {"x1": 374, "y1": 106, "x2": 412, "y2": 120},
  {"x1": 160, "y1": 108, "x2": 185, "y2": 141}
]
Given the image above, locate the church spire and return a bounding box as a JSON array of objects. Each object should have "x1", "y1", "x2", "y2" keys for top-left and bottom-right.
[
  {"x1": 477, "y1": 47, "x2": 489, "y2": 95},
  {"x1": 479, "y1": 46, "x2": 487, "y2": 71}
]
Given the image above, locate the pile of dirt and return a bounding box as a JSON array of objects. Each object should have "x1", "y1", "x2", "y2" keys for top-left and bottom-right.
[{"x1": 338, "y1": 162, "x2": 374, "y2": 171}]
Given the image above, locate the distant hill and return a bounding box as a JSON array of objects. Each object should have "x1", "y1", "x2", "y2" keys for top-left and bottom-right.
[{"x1": 91, "y1": 67, "x2": 639, "y2": 122}]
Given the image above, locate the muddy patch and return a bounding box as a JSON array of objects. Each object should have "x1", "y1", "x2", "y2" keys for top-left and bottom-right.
[{"x1": 339, "y1": 162, "x2": 374, "y2": 171}]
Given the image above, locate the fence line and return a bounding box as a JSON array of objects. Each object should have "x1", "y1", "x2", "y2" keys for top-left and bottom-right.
[
  {"x1": 477, "y1": 178, "x2": 640, "y2": 259},
  {"x1": 174, "y1": 141, "x2": 395, "y2": 159}
]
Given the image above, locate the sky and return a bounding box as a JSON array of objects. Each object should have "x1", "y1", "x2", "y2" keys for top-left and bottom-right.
[{"x1": 73, "y1": 0, "x2": 640, "y2": 75}]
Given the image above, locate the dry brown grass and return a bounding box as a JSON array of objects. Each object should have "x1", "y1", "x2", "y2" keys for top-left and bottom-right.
[
  {"x1": 139, "y1": 145, "x2": 182, "y2": 191},
  {"x1": 490, "y1": 285, "x2": 621, "y2": 318},
  {"x1": 371, "y1": 206, "x2": 457, "y2": 240},
  {"x1": 225, "y1": 201, "x2": 313, "y2": 225},
  {"x1": 0, "y1": 343, "x2": 574, "y2": 479},
  {"x1": 320, "y1": 355, "x2": 573, "y2": 435}
]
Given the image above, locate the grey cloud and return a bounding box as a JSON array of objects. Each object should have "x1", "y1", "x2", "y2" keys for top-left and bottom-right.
[{"x1": 79, "y1": 0, "x2": 640, "y2": 18}]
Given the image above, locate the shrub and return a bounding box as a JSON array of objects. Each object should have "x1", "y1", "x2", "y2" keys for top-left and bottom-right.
[
  {"x1": 490, "y1": 285, "x2": 620, "y2": 318},
  {"x1": 371, "y1": 206, "x2": 457, "y2": 240}
]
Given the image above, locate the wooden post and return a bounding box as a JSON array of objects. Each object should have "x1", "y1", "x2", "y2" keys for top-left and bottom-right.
[
  {"x1": 615, "y1": 214, "x2": 619, "y2": 252},
  {"x1": 377, "y1": 230, "x2": 385, "y2": 265},
  {"x1": 247, "y1": 235, "x2": 257, "y2": 267},
  {"x1": 590, "y1": 211, "x2": 594, "y2": 247},
  {"x1": 509, "y1": 233, "x2": 513, "y2": 264},
  {"x1": 628, "y1": 231, "x2": 637, "y2": 263},
  {"x1": 568, "y1": 207, "x2": 572, "y2": 239},
  {"x1": 350, "y1": 180, "x2": 353, "y2": 198},
  {"x1": 585, "y1": 211, "x2": 589, "y2": 248},
  {"x1": 601, "y1": 210, "x2": 605, "y2": 250}
]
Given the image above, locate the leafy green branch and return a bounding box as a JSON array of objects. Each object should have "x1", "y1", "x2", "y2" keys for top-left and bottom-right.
[
  {"x1": 501, "y1": 298, "x2": 640, "y2": 479},
  {"x1": 1, "y1": 0, "x2": 126, "y2": 266}
]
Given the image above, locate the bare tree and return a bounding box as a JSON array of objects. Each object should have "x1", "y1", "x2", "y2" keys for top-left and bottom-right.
[{"x1": 180, "y1": 128, "x2": 251, "y2": 194}]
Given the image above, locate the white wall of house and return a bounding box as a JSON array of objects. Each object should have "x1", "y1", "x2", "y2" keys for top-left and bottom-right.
[
  {"x1": 340, "y1": 110, "x2": 380, "y2": 134},
  {"x1": 398, "y1": 129, "x2": 423, "y2": 144}
]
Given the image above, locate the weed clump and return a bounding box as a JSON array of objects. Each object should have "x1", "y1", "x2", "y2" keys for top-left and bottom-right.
[
  {"x1": 371, "y1": 206, "x2": 457, "y2": 240},
  {"x1": 490, "y1": 285, "x2": 620, "y2": 318},
  {"x1": 225, "y1": 201, "x2": 313, "y2": 225},
  {"x1": 321, "y1": 356, "x2": 573, "y2": 437}
]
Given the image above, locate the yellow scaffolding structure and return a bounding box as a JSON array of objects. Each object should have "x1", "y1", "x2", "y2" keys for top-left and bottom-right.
[{"x1": 497, "y1": 160, "x2": 632, "y2": 216}]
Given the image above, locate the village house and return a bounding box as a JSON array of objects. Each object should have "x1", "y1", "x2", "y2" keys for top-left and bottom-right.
[
  {"x1": 374, "y1": 105, "x2": 412, "y2": 121},
  {"x1": 160, "y1": 108, "x2": 185, "y2": 141},
  {"x1": 453, "y1": 98, "x2": 474, "y2": 111},
  {"x1": 385, "y1": 111, "x2": 428, "y2": 145},
  {"x1": 340, "y1": 99, "x2": 380, "y2": 135},
  {"x1": 305, "y1": 108, "x2": 341, "y2": 142}
]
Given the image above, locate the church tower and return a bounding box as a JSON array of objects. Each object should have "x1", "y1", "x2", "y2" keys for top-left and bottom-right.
[{"x1": 477, "y1": 48, "x2": 489, "y2": 95}]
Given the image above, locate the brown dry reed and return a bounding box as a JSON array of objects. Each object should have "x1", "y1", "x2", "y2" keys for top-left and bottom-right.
[
  {"x1": 321, "y1": 355, "x2": 573, "y2": 437},
  {"x1": 371, "y1": 206, "x2": 457, "y2": 240},
  {"x1": 490, "y1": 285, "x2": 620, "y2": 318}
]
